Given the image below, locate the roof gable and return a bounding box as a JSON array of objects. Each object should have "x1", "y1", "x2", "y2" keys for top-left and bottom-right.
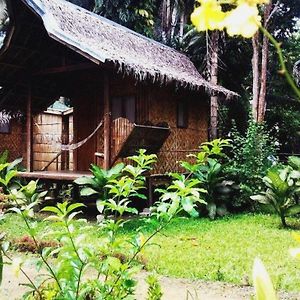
[{"x1": 22, "y1": 0, "x2": 236, "y2": 97}]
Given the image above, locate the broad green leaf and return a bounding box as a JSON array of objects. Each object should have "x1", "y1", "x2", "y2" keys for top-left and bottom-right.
[
  {"x1": 181, "y1": 197, "x2": 198, "y2": 217},
  {"x1": 96, "y1": 200, "x2": 105, "y2": 213},
  {"x1": 250, "y1": 195, "x2": 269, "y2": 204},
  {"x1": 0, "y1": 163, "x2": 9, "y2": 173},
  {"x1": 68, "y1": 203, "x2": 86, "y2": 212},
  {"x1": 286, "y1": 205, "x2": 300, "y2": 216},
  {"x1": 288, "y1": 156, "x2": 300, "y2": 169},
  {"x1": 107, "y1": 163, "x2": 124, "y2": 178},
  {"x1": 80, "y1": 187, "x2": 98, "y2": 197},
  {"x1": 5, "y1": 170, "x2": 18, "y2": 184},
  {"x1": 41, "y1": 206, "x2": 62, "y2": 215},
  {"x1": 7, "y1": 157, "x2": 23, "y2": 171},
  {"x1": 22, "y1": 180, "x2": 37, "y2": 196},
  {"x1": 0, "y1": 150, "x2": 9, "y2": 165},
  {"x1": 74, "y1": 176, "x2": 95, "y2": 186},
  {"x1": 39, "y1": 190, "x2": 48, "y2": 199}
]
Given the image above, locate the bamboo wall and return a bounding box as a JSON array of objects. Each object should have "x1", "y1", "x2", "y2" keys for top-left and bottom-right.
[
  {"x1": 0, "y1": 119, "x2": 26, "y2": 164},
  {"x1": 149, "y1": 88, "x2": 208, "y2": 174},
  {"x1": 33, "y1": 112, "x2": 74, "y2": 171},
  {"x1": 109, "y1": 76, "x2": 209, "y2": 174}
]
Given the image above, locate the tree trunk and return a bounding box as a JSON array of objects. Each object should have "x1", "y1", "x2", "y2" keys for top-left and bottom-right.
[
  {"x1": 209, "y1": 31, "x2": 219, "y2": 140},
  {"x1": 280, "y1": 213, "x2": 287, "y2": 228},
  {"x1": 179, "y1": 10, "x2": 185, "y2": 43},
  {"x1": 161, "y1": 0, "x2": 171, "y2": 42},
  {"x1": 257, "y1": 1, "x2": 272, "y2": 123},
  {"x1": 252, "y1": 32, "x2": 260, "y2": 122}
]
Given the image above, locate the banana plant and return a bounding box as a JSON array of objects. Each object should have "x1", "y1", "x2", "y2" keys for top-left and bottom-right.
[
  {"x1": 74, "y1": 163, "x2": 125, "y2": 201},
  {"x1": 251, "y1": 166, "x2": 300, "y2": 227},
  {"x1": 180, "y1": 139, "x2": 235, "y2": 219}
]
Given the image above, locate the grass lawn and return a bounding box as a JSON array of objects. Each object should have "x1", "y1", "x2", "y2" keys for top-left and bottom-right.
[{"x1": 1, "y1": 213, "x2": 300, "y2": 292}]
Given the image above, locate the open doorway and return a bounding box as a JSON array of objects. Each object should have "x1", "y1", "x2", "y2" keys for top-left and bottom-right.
[{"x1": 33, "y1": 97, "x2": 74, "y2": 172}]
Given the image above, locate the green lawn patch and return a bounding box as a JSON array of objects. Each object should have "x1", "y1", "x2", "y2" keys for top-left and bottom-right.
[{"x1": 1, "y1": 213, "x2": 300, "y2": 292}]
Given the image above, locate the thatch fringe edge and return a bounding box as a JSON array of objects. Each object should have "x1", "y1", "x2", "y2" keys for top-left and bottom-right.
[{"x1": 111, "y1": 59, "x2": 238, "y2": 99}]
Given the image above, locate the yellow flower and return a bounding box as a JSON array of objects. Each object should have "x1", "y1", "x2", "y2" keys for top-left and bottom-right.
[
  {"x1": 253, "y1": 258, "x2": 277, "y2": 300},
  {"x1": 11, "y1": 257, "x2": 23, "y2": 278},
  {"x1": 224, "y1": 3, "x2": 261, "y2": 38},
  {"x1": 191, "y1": 0, "x2": 226, "y2": 32},
  {"x1": 292, "y1": 232, "x2": 300, "y2": 243}
]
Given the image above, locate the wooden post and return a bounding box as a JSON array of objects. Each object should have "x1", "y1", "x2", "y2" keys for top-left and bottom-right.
[
  {"x1": 61, "y1": 113, "x2": 69, "y2": 170},
  {"x1": 26, "y1": 84, "x2": 33, "y2": 171},
  {"x1": 209, "y1": 31, "x2": 219, "y2": 140},
  {"x1": 103, "y1": 73, "x2": 111, "y2": 170}
]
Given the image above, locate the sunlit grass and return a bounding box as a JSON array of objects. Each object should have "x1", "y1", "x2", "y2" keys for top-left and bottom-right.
[{"x1": 1, "y1": 213, "x2": 300, "y2": 291}]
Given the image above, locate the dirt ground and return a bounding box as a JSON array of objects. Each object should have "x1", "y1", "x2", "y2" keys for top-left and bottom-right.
[{"x1": 1, "y1": 257, "x2": 300, "y2": 300}]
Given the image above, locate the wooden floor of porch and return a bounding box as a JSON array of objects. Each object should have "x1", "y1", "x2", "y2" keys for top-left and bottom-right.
[{"x1": 19, "y1": 170, "x2": 91, "y2": 181}]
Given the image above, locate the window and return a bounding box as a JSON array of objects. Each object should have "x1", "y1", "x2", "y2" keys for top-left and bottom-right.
[
  {"x1": 111, "y1": 96, "x2": 136, "y2": 123},
  {"x1": 0, "y1": 121, "x2": 10, "y2": 134},
  {"x1": 177, "y1": 101, "x2": 188, "y2": 128}
]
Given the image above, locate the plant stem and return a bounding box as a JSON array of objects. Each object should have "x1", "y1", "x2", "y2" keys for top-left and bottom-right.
[
  {"x1": 259, "y1": 26, "x2": 300, "y2": 100},
  {"x1": 13, "y1": 199, "x2": 62, "y2": 291},
  {"x1": 107, "y1": 217, "x2": 173, "y2": 298},
  {"x1": 75, "y1": 263, "x2": 85, "y2": 299},
  {"x1": 2, "y1": 251, "x2": 42, "y2": 299},
  {"x1": 64, "y1": 219, "x2": 85, "y2": 299}
]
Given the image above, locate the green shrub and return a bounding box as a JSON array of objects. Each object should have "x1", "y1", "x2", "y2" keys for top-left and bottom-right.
[
  {"x1": 179, "y1": 139, "x2": 236, "y2": 219},
  {"x1": 146, "y1": 273, "x2": 163, "y2": 300},
  {"x1": 227, "y1": 119, "x2": 278, "y2": 210},
  {"x1": 251, "y1": 158, "x2": 300, "y2": 227},
  {"x1": 0, "y1": 150, "x2": 189, "y2": 299}
]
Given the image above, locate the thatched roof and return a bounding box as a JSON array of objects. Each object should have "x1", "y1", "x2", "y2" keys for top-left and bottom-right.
[{"x1": 22, "y1": 0, "x2": 236, "y2": 97}]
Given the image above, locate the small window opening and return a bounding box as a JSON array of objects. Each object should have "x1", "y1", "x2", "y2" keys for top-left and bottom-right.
[
  {"x1": 112, "y1": 96, "x2": 136, "y2": 123},
  {"x1": 177, "y1": 101, "x2": 188, "y2": 128},
  {"x1": 0, "y1": 121, "x2": 10, "y2": 133}
]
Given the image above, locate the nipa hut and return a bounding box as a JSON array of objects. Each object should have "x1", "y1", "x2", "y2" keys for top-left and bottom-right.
[{"x1": 0, "y1": 0, "x2": 236, "y2": 182}]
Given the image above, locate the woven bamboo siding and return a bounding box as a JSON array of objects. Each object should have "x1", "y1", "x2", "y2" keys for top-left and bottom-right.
[
  {"x1": 110, "y1": 76, "x2": 137, "y2": 163},
  {"x1": 148, "y1": 87, "x2": 208, "y2": 173},
  {"x1": 33, "y1": 112, "x2": 74, "y2": 171},
  {"x1": 0, "y1": 120, "x2": 26, "y2": 163},
  {"x1": 111, "y1": 118, "x2": 134, "y2": 162},
  {"x1": 108, "y1": 76, "x2": 208, "y2": 174}
]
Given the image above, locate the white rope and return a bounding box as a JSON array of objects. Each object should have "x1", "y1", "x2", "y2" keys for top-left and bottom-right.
[{"x1": 61, "y1": 118, "x2": 104, "y2": 151}]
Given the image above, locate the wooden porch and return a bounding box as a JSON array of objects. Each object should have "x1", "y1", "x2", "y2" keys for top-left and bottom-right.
[{"x1": 19, "y1": 170, "x2": 91, "y2": 181}]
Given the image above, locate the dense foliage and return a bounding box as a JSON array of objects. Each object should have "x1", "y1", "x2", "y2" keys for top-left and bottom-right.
[
  {"x1": 227, "y1": 120, "x2": 278, "y2": 209},
  {"x1": 0, "y1": 150, "x2": 207, "y2": 299},
  {"x1": 251, "y1": 156, "x2": 300, "y2": 227}
]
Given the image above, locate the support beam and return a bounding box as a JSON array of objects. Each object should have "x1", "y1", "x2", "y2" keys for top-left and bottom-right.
[
  {"x1": 33, "y1": 63, "x2": 97, "y2": 76},
  {"x1": 26, "y1": 84, "x2": 33, "y2": 171},
  {"x1": 103, "y1": 73, "x2": 111, "y2": 170},
  {"x1": 61, "y1": 114, "x2": 70, "y2": 170}
]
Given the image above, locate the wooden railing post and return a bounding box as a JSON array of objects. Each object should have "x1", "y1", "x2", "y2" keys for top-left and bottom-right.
[
  {"x1": 61, "y1": 113, "x2": 69, "y2": 170},
  {"x1": 26, "y1": 84, "x2": 33, "y2": 171},
  {"x1": 103, "y1": 72, "x2": 111, "y2": 170}
]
